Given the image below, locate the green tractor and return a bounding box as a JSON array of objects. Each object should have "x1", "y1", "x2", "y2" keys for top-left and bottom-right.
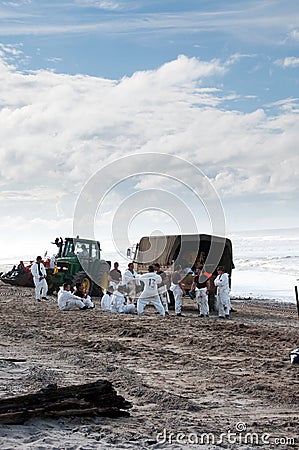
[{"x1": 46, "y1": 237, "x2": 110, "y2": 296}]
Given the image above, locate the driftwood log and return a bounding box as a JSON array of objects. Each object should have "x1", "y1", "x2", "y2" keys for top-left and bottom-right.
[{"x1": 0, "y1": 380, "x2": 132, "y2": 424}]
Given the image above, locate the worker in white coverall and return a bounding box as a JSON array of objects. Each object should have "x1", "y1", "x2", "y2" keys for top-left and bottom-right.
[
  {"x1": 122, "y1": 263, "x2": 140, "y2": 304},
  {"x1": 110, "y1": 286, "x2": 135, "y2": 314},
  {"x1": 101, "y1": 290, "x2": 112, "y2": 311},
  {"x1": 154, "y1": 263, "x2": 170, "y2": 315},
  {"x1": 170, "y1": 271, "x2": 185, "y2": 317},
  {"x1": 137, "y1": 266, "x2": 165, "y2": 316},
  {"x1": 190, "y1": 266, "x2": 210, "y2": 317},
  {"x1": 57, "y1": 283, "x2": 94, "y2": 311},
  {"x1": 30, "y1": 256, "x2": 48, "y2": 302},
  {"x1": 214, "y1": 266, "x2": 231, "y2": 318},
  {"x1": 49, "y1": 255, "x2": 56, "y2": 269}
]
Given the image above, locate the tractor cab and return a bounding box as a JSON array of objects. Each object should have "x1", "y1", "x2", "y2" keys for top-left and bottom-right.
[{"x1": 59, "y1": 238, "x2": 100, "y2": 260}]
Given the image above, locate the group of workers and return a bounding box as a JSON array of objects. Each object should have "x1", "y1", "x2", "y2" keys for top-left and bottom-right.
[
  {"x1": 30, "y1": 256, "x2": 232, "y2": 318},
  {"x1": 102, "y1": 261, "x2": 232, "y2": 319},
  {"x1": 30, "y1": 255, "x2": 94, "y2": 310}
]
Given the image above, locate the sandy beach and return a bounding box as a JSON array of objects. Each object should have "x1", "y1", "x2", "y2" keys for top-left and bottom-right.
[{"x1": 0, "y1": 280, "x2": 298, "y2": 449}]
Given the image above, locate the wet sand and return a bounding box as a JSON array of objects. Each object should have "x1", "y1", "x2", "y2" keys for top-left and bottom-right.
[{"x1": 0, "y1": 281, "x2": 298, "y2": 449}]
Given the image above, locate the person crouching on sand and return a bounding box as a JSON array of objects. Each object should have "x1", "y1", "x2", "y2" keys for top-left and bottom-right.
[{"x1": 58, "y1": 283, "x2": 94, "y2": 311}]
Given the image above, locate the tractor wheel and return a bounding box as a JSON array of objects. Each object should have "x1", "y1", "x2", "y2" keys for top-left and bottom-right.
[
  {"x1": 88, "y1": 259, "x2": 110, "y2": 298},
  {"x1": 47, "y1": 283, "x2": 56, "y2": 295},
  {"x1": 46, "y1": 271, "x2": 59, "y2": 295},
  {"x1": 91, "y1": 284, "x2": 104, "y2": 298},
  {"x1": 72, "y1": 271, "x2": 94, "y2": 295}
]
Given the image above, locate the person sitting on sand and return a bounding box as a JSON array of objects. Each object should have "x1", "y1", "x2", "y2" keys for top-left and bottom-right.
[
  {"x1": 110, "y1": 285, "x2": 135, "y2": 314},
  {"x1": 73, "y1": 282, "x2": 90, "y2": 300},
  {"x1": 73, "y1": 282, "x2": 95, "y2": 310},
  {"x1": 137, "y1": 266, "x2": 165, "y2": 317},
  {"x1": 101, "y1": 289, "x2": 113, "y2": 311},
  {"x1": 214, "y1": 266, "x2": 231, "y2": 319},
  {"x1": 57, "y1": 283, "x2": 94, "y2": 311}
]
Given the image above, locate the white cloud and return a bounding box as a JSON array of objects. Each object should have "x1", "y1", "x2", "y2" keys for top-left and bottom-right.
[
  {"x1": 0, "y1": 43, "x2": 22, "y2": 57},
  {"x1": 0, "y1": 187, "x2": 64, "y2": 202},
  {"x1": 74, "y1": 0, "x2": 122, "y2": 11},
  {"x1": 46, "y1": 57, "x2": 62, "y2": 63},
  {"x1": 0, "y1": 53, "x2": 298, "y2": 251},
  {"x1": 0, "y1": 42, "x2": 24, "y2": 68},
  {"x1": 0, "y1": 214, "x2": 73, "y2": 261},
  {"x1": 289, "y1": 29, "x2": 299, "y2": 41},
  {"x1": 2, "y1": 1, "x2": 32, "y2": 6},
  {"x1": 274, "y1": 56, "x2": 299, "y2": 68},
  {"x1": 0, "y1": 0, "x2": 298, "y2": 43},
  {"x1": 266, "y1": 97, "x2": 299, "y2": 111},
  {"x1": 225, "y1": 53, "x2": 257, "y2": 66}
]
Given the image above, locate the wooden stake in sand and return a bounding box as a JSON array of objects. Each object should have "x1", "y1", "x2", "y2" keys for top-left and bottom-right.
[
  {"x1": 0, "y1": 379, "x2": 132, "y2": 424},
  {"x1": 295, "y1": 285, "x2": 299, "y2": 320}
]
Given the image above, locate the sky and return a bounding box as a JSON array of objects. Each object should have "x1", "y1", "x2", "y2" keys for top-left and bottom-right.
[{"x1": 0, "y1": 0, "x2": 299, "y2": 261}]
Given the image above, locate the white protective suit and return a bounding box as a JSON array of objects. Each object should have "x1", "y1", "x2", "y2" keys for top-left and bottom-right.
[
  {"x1": 193, "y1": 272, "x2": 210, "y2": 317},
  {"x1": 122, "y1": 269, "x2": 140, "y2": 303},
  {"x1": 137, "y1": 272, "x2": 165, "y2": 316},
  {"x1": 195, "y1": 287, "x2": 209, "y2": 316},
  {"x1": 30, "y1": 261, "x2": 48, "y2": 301},
  {"x1": 110, "y1": 290, "x2": 135, "y2": 314},
  {"x1": 214, "y1": 272, "x2": 231, "y2": 317},
  {"x1": 57, "y1": 287, "x2": 94, "y2": 311},
  {"x1": 101, "y1": 292, "x2": 112, "y2": 311},
  {"x1": 170, "y1": 282, "x2": 183, "y2": 315},
  {"x1": 49, "y1": 255, "x2": 56, "y2": 269}
]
